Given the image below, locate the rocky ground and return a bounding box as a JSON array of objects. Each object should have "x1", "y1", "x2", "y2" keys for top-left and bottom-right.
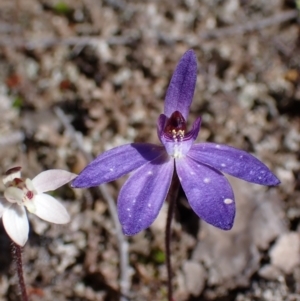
[{"x1": 0, "y1": 0, "x2": 300, "y2": 300}]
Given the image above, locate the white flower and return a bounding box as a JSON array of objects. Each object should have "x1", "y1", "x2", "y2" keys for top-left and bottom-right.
[{"x1": 0, "y1": 167, "x2": 77, "y2": 246}]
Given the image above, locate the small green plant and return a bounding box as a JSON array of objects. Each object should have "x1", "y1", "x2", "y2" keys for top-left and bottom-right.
[
  {"x1": 152, "y1": 249, "x2": 165, "y2": 264},
  {"x1": 12, "y1": 96, "x2": 23, "y2": 109},
  {"x1": 53, "y1": 1, "x2": 71, "y2": 14}
]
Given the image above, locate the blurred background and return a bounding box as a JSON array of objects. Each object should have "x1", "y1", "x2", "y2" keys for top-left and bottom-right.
[{"x1": 0, "y1": 0, "x2": 300, "y2": 300}]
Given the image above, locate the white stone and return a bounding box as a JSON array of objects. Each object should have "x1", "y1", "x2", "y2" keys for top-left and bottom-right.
[
  {"x1": 183, "y1": 261, "x2": 207, "y2": 296},
  {"x1": 270, "y1": 232, "x2": 300, "y2": 274}
]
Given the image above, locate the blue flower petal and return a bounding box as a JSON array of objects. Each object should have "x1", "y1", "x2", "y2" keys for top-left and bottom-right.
[
  {"x1": 187, "y1": 143, "x2": 280, "y2": 186},
  {"x1": 118, "y1": 153, "x2": 174, "y2": 235},
  {"x1": 72, "y1": 143, "x2": 165, "y2": 188},
  {"x1": 164, "y1": 49, "x2": 197, "y2": 120},
  {"x1": 176, "y1": 156, "x2": 235, "y2": 230}
]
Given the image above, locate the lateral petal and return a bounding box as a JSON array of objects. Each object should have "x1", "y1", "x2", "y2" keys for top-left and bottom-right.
[
  {"x1": 188, "y1": 143, "x2": 280, "y2": 186},
  {"x1": 164, "y1": 49, "x2": 197, "y2": 120},
  {"x1": 31, "y1": 194, "x2": 70, "y2": 224},
  {"x1": 176, "y1": 157, "x2": 235, "y2": 230},
  {"x1": 118, "y1": 154, "x2": 174, "y2": 235},
  {"x1": 32, "y1": 170, "x2": 77, "y2": 193},
  {"x1": 157, "y1": 114, "x2": 168, "y2": 143},
  {"x1": 72, "y1": 143, "x2": 165, "y2": 188},
  {"x1": 0, "y1": 200, "x2": 3, "y2": 218},
  {"x1": 3, "y1": 204, "x2": 29, "y2": 246},
  {"x1": 0, "y1": 198, "x2": 9, "y2": 218}
]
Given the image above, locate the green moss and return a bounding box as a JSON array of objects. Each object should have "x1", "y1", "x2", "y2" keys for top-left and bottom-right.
[
  {"x1": 152, "y1": 249, "x2": 165, "y2": 264},
  {"x1": 53, "y1": 2, "x2": 71, "y2": 14},
  {"x1": 12, "y1": 97, "x2": 23, "y2": 109}
]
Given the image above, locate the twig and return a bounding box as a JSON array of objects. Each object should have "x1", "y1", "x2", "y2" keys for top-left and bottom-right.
[
  {"x1": 200, "y1": 9, "x2": 298, "y2": 40},
  {"x1": 54, "y1": 107, "x2": 130, "y2": 301},
  {"x1": 0, "y1": 35, "x2": 137, "y2": 49},
  {"x1": 0, "y1": 10, "x2": 297, "y2": 50}
]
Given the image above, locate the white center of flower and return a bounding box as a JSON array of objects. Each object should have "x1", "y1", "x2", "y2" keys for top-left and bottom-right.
[
  {"x1": 3, "y1": 176, "x2": 37, "y2": 212},
  {"x1": 170, "y1": 129, "x2": 185, "y2": 158},
  {"x1": 173, "y1": 151, "x2": 183, "y2": 159}
]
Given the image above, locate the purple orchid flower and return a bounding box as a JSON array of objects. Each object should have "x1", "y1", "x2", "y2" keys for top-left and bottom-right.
[{"x1": 72, "y1": 49, "x2": 280, "y2": 235}]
